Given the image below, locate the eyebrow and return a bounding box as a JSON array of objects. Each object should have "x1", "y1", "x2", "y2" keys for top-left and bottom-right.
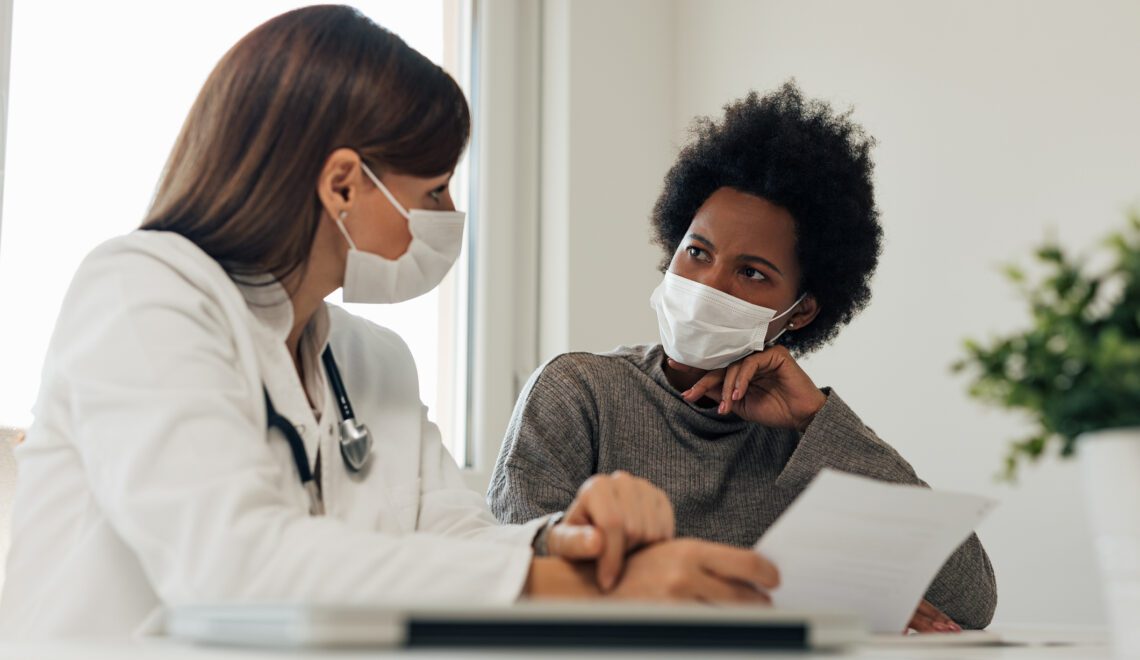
[{"x1": 688, "y1": 232, "x2": 784, "y2": 276}]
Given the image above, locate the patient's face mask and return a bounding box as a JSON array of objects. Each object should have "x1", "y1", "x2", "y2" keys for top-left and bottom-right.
[
  {"x1": 334, "y1": 162, "x2": 465, "y2": 304},
  {"x1": 649, "y1": 271, "x2": 806, "y2": 370}
]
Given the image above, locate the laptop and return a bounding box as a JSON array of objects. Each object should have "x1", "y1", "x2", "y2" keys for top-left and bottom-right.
[{"x1": 165, "y1": 601, "x2": 864, "y2": 651}]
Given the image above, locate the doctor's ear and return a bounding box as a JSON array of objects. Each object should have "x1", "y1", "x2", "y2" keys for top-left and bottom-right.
[
  {"x1": 787, "y1": 294, "x2": 820, "y2": 332},
  {"x1": 316, "y1": 148, "x2": 364, "y2": 218}
]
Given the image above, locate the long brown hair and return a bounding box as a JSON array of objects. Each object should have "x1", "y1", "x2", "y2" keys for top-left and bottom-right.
[{"x1": 141, "y1": 4, "x2": 469, "y2": 281}]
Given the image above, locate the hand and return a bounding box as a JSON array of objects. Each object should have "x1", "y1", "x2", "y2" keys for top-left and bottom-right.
[
  {"x1": 610, "y1": 538, "x2": 779, "y2": 604},
  {"x1": 906, "y1": 599, "x2": 962, "y2": 633},
  {"x1": 544, "y1": 471, "x2": 676, "y2": 591},
  {"x1": 673, "y1": 346, "x2": 827, "y2": 432}
]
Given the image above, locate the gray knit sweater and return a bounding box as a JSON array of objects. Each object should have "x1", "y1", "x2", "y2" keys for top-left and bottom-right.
[{"x1": 488, "y1": 344, "x2": 997, "y2": 629}]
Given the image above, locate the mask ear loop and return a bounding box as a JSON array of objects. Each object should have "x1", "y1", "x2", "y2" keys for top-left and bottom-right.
[
  {"x1": 359, "y1": 161, "x2": 412, "y2": 221},
  {"x1": 764, "y1": 292, "x2": 809, "y2": 347},
  {"x1": 334, "y1": 210, "x2": 358, "y2": 250}
]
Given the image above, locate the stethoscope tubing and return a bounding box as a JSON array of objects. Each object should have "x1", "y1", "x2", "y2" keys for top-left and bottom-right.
[
  {"x1": 262, "y1": 346, "x2": 370, "y2": 515},
  {"x1": 321, "y1": 347, "x2": 355, "y2": 422},
  {"x1": 263, "y1": 387, "x2": 314, "y2": 485}
]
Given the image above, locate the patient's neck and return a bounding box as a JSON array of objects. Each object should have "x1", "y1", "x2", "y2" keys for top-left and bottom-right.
[{"x1": 661, "y1": 357, "x2": 718, "y2": 408}]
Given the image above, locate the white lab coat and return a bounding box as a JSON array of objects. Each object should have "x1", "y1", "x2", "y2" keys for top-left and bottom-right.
[{"x1": 0, "y1": 231, "x2": 544, "y2": 638}]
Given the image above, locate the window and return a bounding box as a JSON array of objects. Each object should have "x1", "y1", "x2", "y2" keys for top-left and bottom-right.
[{"x1": 0, "y1": 1, "x2": 475, "y2": 462}]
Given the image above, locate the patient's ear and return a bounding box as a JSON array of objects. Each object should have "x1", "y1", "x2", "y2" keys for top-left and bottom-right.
[{"x1": 786, "y1": 294, "x2": 820, "y2": 332}]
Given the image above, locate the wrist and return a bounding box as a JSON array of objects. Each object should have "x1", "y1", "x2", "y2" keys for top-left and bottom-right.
[
  {"x1": 522, "y1": 557, "x2": 600, "y2": 599},
  {"x1": 795, "y1": 389, "x2": 828, "y2": 434},
  {"x1": 532, "y1": 511, "x2": 565, "y2": 557}
]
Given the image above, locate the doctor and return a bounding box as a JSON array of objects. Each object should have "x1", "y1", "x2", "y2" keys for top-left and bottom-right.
[{"x1": 0, "y1": 5, "x2": 778, "y2": 638}]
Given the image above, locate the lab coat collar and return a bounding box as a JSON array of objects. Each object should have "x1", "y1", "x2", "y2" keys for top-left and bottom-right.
[
  {"x1": 233, "y1": 274, "x2": 331, "y2": 352},
  {"x1": 231, "y1": 274, "x2": 336, "y2": 479}
]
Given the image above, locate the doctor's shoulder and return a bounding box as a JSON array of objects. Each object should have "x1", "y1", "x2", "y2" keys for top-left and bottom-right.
[{"x1": 64, "y1": 230, "x2": 243, "y2": 318}]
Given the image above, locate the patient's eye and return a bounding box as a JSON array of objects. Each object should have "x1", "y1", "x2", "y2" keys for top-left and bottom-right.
[
  {"x1": 686, "y1": 246, "x2": 711, "y2": 262},
  {"x1": 743, "y1": 267, "x2": 767, "y2": 282}
]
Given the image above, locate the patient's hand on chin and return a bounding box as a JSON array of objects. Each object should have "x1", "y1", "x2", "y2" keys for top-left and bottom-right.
[
  {"x1": 607, "y1": 538, "x2": 779, "y2": 604},
  {"x1": 671, "y1": 348, "x2": 827, "y2": 432}
]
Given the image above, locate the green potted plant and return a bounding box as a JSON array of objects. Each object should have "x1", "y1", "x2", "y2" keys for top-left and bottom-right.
[{"x1": 954, "y1": 210, "x2": 1140, "y2": 653}]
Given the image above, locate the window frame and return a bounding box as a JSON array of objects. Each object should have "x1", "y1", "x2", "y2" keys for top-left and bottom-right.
[
  {"x1": 460, "y1": 0, "x2": 542, "y2": 490},
  {"x1": 0, "y1": 0, "x2": 12, "y2": 249}
]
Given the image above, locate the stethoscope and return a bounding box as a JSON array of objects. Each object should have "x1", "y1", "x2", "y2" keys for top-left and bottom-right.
[{"x1": 262, "y1": 347, "x2": 373, "y2": 515}]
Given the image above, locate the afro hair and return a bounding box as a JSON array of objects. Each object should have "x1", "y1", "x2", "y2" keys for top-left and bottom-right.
[{"x1": 651, "y1": 80, "x2": 883, "y2": 355}]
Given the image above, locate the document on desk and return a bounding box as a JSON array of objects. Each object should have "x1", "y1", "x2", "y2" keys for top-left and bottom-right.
[{"x1": 754, "y1": 469, "x2": 996, "y2": 634}]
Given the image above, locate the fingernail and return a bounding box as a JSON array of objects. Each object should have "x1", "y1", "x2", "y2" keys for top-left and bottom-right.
[
  {"x1": 732, "y1": 388, "x2": 740, "y2": 401},
  {"x1": 718, "y1": 402, "x2": 727, "y2": 414},
  {"x1": 602, "y1": 573, "x2": 615, "y2": 591},
  {"x1": 950, "y1": 622, "x2": 962, "y2": 632}
]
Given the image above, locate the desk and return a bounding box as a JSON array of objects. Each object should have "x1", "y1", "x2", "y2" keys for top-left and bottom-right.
[{"x1": 0, "y1": 626, "x2": 1111, "y2": 659}]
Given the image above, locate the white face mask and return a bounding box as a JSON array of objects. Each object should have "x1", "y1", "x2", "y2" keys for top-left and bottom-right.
[
  {"x1": 649, "y1": 271, "x2": 807, "y2": 370},
  {"x1": 333, "y1": 162, "x2": 465, "y2": 304}
]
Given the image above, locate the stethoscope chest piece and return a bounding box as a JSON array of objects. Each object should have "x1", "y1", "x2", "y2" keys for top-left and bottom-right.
[
  {"x1": 264, "y1": 346, "x2": 372, "y2": 516},
  {"x1": 338, "y1": 418, "x2": 372, "y2": 472}
]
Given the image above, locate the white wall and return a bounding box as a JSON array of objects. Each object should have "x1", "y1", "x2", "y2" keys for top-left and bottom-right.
[
  {"x1": 540, "y1": 0, "x2": 1140, "y2": 625},
  {"x1": 670, "y1": 0, "x2": 1140, "y2": 626},
  {"x1": 538, "y1": 0, "x2": 675, "y2": 359}
]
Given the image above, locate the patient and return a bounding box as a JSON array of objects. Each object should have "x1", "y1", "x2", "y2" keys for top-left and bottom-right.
[{"x1": 489, "y1": 82, "x2": 997, "y2": 630}]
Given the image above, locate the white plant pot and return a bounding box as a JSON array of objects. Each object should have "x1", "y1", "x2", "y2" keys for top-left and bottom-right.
[{"x1": 1079, "y1": 427, "x2": 1140, "y2": 657}]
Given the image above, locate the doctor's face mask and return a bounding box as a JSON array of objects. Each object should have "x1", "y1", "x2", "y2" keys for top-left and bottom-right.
[
  {"x1": 650, "y1": 271, "x2": 806, "y2": 370},
  {"x1": 334, "y1": 162, "x2": 465, "y2": 304}
]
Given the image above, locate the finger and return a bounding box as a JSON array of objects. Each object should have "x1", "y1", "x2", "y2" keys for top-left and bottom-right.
[
  {"x1": 656, "y1": 490, "x2": 676, "y2": 540},
  {"x1": 545, "y1": 524, "x2": 604, "y2": 559},
  {"x1": 611, "y1": 472, "x2": 647, "y2": 548},
  {"x1": 916, "y1": 600, "x2": 961, "y2": 632},
  {"x1": 683, "y1": 370, "x2": 725, "y2": 403},
  {"x1": 731, "y1": 380, "x2": 775, "y2": 418},
  {"x1": 696, "y1": 543, "x2": 781, "y2": 590},
  {"x1": 719, "y1": 363, "x2": 740, "y2": 414},
  {"x1": 684, "y1": 373, "x2": 720, "y2": 405},
  {"x1": 691, "y1": 571, "x2": 771, "y2": 605},
  {"x1": 589, "y1": 479, "x2": 626, "y2": 592},
  {"x1": 734, "y1": 354, "x2": 767, "y2": 401},
  {"x1": 907, "y1": 611, "x2": 938, "y2": 633},
  {"x1": 564, "y1": 475, "x2": 600, "y2": 526},
  {"x1": 909, "y1": 614, "x2": 956, "y2": 634},
  {"x1": 632, "y1": 477, "x2": 660, "y2": 544},
  {"x1": 917, "y1": 600, "x2": 953, "y2": 624}
]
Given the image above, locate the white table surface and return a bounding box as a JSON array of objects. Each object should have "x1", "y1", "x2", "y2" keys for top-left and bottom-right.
[{"x1": 0, "y1": 626, "x2": 1113, "y2": 660}]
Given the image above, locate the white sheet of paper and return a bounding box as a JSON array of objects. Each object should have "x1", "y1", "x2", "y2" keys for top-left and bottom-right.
[{"x1": 753, "y1": 469, "x2": 996, "y2": 633}]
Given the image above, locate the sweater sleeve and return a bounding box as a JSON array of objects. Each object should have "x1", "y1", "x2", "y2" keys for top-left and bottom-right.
[
  {"x1": 487, "y1": 355, "x2": 600, "y2": 524},
  {"x1": 775, "y1": 389, "x2": 998, "y2": 630}
]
